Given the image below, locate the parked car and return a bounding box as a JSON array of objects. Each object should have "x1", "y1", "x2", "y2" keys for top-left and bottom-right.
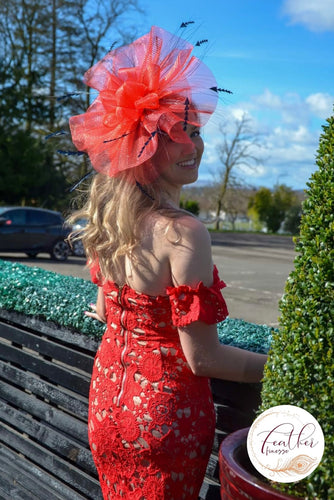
[
  {"x1": 69, "y1": 218, "x2": 87, "y2": 257},
  {"x1": 0, "y1": 207, "x2": 71, "y2": 261}
]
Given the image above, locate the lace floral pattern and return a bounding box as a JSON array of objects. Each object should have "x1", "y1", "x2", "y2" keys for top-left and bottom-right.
[
  {"x1": 88, "y1": 264, "x2": 228, "y2": 499},
  {"x1": 166, "y1": 265, "x2": 228, "y2": 326}
]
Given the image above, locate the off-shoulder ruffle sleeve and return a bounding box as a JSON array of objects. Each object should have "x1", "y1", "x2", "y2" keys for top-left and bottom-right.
[{"x1": 166, "y1": 265, "x2": 229, "y2": 327}]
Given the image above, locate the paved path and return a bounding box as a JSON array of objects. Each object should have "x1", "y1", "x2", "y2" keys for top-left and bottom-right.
[{"x1": 0, "y1": 233, "x2": 296, "y2": 327}]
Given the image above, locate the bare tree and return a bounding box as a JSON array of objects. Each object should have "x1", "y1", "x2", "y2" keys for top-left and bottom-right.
[
  {"x1": 0, "y1": 0, "x2": 52, "y2": 131},
  {"x1": 223, "y1": 185, "x2": 253, "y2": 231},
  {"x1": 72, "y1": 0, "x2": 143, "y2": 111},
  {"x1": 213, "y1": 113, "x2": 264, "y2": 229}
]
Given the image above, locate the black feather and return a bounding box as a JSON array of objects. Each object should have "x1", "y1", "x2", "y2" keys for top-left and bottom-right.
[
  {"x1": 180, "y1": 21, "x2": 195, "y2": 28},
  {"x1": 210, "y1": 86, "x2": 233, "y2": 94},
  {"x1": 195, "y1": 39, "x2": 208, "y2": 47}
]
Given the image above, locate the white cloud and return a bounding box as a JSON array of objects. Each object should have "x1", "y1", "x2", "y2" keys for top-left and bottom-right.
[
  {"x1": 282, "y1": 0, "x2": 334, "y2": 32},
  {"x1": 229, "y1": 107, "x2": 252, "y2": 123},
  {"x1": 199, "y1": 89, "x2": 332, "y2": 189},
  {"x1": 250, "y1": 90, "x2": 333, "y2": 126},
  {"x1": 238, "y1": 163, "x2": 268, "y2": 179},
  {"x1": 252, "y1": 89, "x2": 282, "y2": 109},
  {"x1": 306, "y1": 93, "x2": 334, "y2": 118},
  {"x1": 272, "y1": 125, "x2": 313, "y2": 145}
]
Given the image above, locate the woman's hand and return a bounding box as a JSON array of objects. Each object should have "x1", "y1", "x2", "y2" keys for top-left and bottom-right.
[
  {"x1": 85, "y1": 303, "x2": 106, "y2": 323},
  {"x1": 85, "y1": 287, "x2": 106, "y2": 323}
]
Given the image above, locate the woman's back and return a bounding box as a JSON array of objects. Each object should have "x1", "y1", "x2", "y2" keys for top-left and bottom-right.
[{"x1": 119, "y1": 211, "x2": 215, "y2": 297}]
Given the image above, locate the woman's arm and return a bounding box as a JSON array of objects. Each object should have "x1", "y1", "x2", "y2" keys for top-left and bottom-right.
[
  {"x1": 168, "y1": 215, "x2": 267, "y2": 382},
  {"x1": 178, "y1": 321, "x2": 266, "y2": 382}
]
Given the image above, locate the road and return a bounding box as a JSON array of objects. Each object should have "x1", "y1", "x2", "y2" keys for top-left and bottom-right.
[
  {"x1": 0, "y1": 233, "x2": 296, "y2": 327},
  {"x1": 210, "y1": 233, "x2": 295, "y2": 327}
]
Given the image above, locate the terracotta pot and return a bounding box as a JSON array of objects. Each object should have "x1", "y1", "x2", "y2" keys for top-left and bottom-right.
[{"x1": 219, "y1": 428, "x2": 300, "y2": 500}]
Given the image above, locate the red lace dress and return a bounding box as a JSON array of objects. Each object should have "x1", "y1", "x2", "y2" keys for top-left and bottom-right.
[{"x1": 88, "y1": 264, "x2": 228, "y2": 500}]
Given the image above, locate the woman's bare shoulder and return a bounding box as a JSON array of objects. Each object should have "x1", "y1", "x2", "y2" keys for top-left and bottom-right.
[
  {"x1": 148, "y1": 212, "x2": 210, "y2": 253},
  {"x1": 134, "y1": 211, "x2": 213, "y2": 290},
  {"x1": 174, "y1": 213, "x2": 211, "y2": 241},
  {"x1": 163, "y1": 214, "x2": 213, "y2": 287}
]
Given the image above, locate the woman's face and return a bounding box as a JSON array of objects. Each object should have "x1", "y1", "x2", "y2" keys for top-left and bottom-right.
[{"x1": 153, "y1": 123, "x2": 204, "y2": 189}]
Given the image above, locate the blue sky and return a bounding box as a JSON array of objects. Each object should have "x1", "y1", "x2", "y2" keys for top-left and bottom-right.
[{"x1": 132, "y1": 0, "x2": 334, "y2": 190}]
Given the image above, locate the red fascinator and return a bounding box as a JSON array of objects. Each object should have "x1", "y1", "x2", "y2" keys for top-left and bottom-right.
[{"x1": 69, "y1": 26, "x2": 218, "y2": 178}]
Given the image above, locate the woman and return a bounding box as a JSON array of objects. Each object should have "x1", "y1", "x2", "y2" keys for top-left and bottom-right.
[{"x1": 69, "y1": 26, "x2": 266, "y2": 500}]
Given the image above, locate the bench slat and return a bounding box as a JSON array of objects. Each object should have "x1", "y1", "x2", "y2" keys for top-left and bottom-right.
[
  {"x1": 0, "y1": 398, "x2": 95, "y2": 474},
  {"x1": 0, "y1": 361, "x2": 88, "y2": 419},
  {"x1": 0, "y1": 340, "x2": 90, "y2": 395},
  {"x1": 0, "y1": 454, "x2": 62, "y2": 500},
  {"x1": 0, "y1": 474, "x2": 33, "y2": 500},
  {"x1": 212, "y1": 428, "x2": 228, "y2": 454},
  {"x1": 0, "y1": 445, "x2": 88, "y2": 500},
  {"x1": 198, "y1": 477, "x2": 221, "y2": 500},
  {"x1": 0, "y1": 309, "x2": 100, "y2": 353},
  {"x1": 1, "y1": 424, "x2": 102, "y2": 500},
  {"x1": 0, "y1": 322, "x2": 94, "y2": 372},
  {"x1": 204, "y1": 453, "x2": 220, "y2": 483},
  {"x1": 0, "y1": 385, "x2": 87, "y2": 445}
]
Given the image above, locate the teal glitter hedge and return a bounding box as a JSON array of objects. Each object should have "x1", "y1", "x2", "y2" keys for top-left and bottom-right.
[{"x1": 0, "y1": 259, "x2": 274, "y2": 351}]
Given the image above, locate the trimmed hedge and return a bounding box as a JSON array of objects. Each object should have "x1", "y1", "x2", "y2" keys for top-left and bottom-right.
[
  {"x1": 0, "y1": 260, "x2": 103, "y2": 337},
  {"x1": 260, "y1": 111, "x2": 334, "y2": 498},
  {"x1": 0, "y1": 259, "x2": 272, "y2": 353}
]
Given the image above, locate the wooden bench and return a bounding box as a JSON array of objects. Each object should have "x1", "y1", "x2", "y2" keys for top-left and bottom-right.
[
  {"x1": 0, "y1": 309, "x2": 261, "y2": 500},
  {"x1": 0, "y1": 309, "x2": 102, "y2": 500}
]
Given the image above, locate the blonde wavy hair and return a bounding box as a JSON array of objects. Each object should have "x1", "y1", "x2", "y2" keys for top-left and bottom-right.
[{"x1": 68, "y1": 165, "x2": 184, "y2": 281}]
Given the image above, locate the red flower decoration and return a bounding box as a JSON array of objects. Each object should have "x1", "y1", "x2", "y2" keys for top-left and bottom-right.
[
  {"x1": 138, "y1": 352, "x2": 164, "y2": 382},
  {"x1": 117, "y1": 410, "x2": 140, "y2": 442},
  {"x1": 141, "y1": 476, "x2": 165, "y2": 498},
  {"x1": 69, "y1": 26, "x2": 217, "y2": 178},
  {"x1": 147, "y1": 393, "x2": 175, "y2": 425}
]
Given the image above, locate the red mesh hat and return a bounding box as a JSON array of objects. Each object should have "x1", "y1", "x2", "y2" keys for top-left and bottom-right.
[{"x1": 69, "y1": 26, "x2": 218, "y2": 178}]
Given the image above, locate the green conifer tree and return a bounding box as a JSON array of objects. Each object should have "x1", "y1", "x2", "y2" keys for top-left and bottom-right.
[{"x1": 260, "y1": 109, "x2": 334, "y2": 499}]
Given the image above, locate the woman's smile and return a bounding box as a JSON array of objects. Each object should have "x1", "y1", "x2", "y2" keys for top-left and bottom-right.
[{"x1": 177, "y1": 157, "x2": 198, "y2": 169}]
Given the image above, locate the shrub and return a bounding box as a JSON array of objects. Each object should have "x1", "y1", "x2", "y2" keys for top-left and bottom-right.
[
  {"x1": 260, "y1": 110, "x2": 334, "y2": 498},
  {"x1": 249, "y1": 185, "x2": 299, "y2": 233},
  {"x1": 283, "y1": 204, "x2": 302, "y2": 235},
  {"x1": 180, "y1": 198, "x2": 200, "y2": 216}
]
